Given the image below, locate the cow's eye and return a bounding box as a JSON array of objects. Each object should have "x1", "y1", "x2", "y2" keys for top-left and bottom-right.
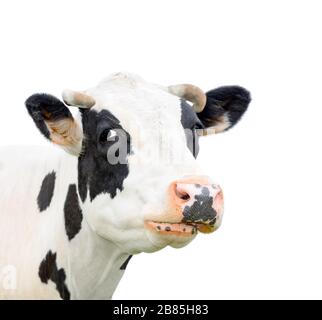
[{"x1": 99, "y1": 129, "x2": 117, "y2": 143}]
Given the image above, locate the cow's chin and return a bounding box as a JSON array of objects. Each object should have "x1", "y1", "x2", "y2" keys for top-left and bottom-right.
[
  {"x1": 143, "y1": 221, "x2": 197, "y2": 252},
  {"x1": 104, "y1": 228, "x2": 195, "y2": 254},
  {"x1": 145, "y1": 228, "x2": 196, "y2": 251},
  {"x1": 92, "y1": 223, "x2": 196, "y2": 254}
]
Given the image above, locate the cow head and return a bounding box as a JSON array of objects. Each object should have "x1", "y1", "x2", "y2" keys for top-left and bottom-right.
[{"x1": 25, "y1": 73, "x2": 251, "y2": 254}]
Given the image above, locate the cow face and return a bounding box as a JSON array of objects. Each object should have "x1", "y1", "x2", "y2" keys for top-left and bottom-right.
[{"x1": 26, "y1": 73, "x2": 250, "y2": 254}]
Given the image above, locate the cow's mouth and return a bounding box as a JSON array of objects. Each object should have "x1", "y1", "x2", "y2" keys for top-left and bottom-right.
[{"x1": 145, "y1": 220, "x2": 215, "y2": 236}]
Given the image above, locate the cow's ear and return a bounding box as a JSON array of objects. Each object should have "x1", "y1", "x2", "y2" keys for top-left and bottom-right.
[
  {"x1": 197, "y1": 86, "x2": 251, "y2": 134},
  {"x1": 25, "y1": 93, "x2": 83, "y2": 156}
]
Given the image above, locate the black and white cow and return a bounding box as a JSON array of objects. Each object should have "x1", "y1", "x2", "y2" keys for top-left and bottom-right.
[{"x1": 0, "y1": 72, "x2": 250, "y2": 299}]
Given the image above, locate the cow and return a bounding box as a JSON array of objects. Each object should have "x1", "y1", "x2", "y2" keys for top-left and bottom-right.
[{"x1": 0, "y1": 72, "x2": 251, "y2": 299}]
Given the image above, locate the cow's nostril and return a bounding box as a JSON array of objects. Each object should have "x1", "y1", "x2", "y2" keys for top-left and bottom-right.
[
  {"x1": 179, "y1": 193, "x2": 190, "y2": 201},
  {"x1": 175, "y1": 186, "x2": 191, "y2": 201}
]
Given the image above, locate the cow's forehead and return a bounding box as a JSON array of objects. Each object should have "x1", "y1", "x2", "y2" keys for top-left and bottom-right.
[{"x1": 83, "y1": 72, "x2": 183, "y2": 130}]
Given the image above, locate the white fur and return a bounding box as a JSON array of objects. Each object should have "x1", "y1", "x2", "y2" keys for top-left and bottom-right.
[{"x1": 0, "y1": 73, "x2": 218, "y2": 299}]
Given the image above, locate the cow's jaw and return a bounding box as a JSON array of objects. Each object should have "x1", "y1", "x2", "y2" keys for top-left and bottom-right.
[{"x1": 144, "y1": 221, "x2": 197, "y2": 249}]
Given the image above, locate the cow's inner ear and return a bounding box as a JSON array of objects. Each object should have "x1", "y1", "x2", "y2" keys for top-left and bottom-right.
[{"x1": 25, "y1": 93, "x2": 83, "y2": 156}]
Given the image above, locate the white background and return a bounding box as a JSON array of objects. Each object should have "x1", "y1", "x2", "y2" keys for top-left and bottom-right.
[{"x1": 0, "y1": 0, "x2": 321, "y2": 299}]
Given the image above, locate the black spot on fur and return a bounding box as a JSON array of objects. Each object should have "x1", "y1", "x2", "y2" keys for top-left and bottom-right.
[
  {"x1": 120, "y1": 255, "x2": 133, "y2": 270},
  {"x1": 180, "y1": 100, "x2": 203, "y2": 158},
  {"x1": 183, "y1": 187, "x2": 217, "y2": 225},
  {"x1": 37, "y1": 171, "x2": 56, "y2": 212},
  {"x1": 38, "y1": 250, "x2": 70, "y2": 300},
  {"x1": 78, "y1": 109, "x2": 131, "y2": 202},
  {"x1": 25, "y1": 93, "x2": 72, "y2": 140},
  {"x1": 64, "y1": 184, "x2": 83, "y2": 241},
  {"x1": 197, "y1": 86, "x2": 251, "y2": 131}
]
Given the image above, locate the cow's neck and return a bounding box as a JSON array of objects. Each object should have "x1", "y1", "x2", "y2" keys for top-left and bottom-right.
[
  {"x1": 66, "y1": 220, "x2": 129, "y2": 300},
  {"x1": 53, "y1": 152, "x2": 130, "y2": 300}
]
